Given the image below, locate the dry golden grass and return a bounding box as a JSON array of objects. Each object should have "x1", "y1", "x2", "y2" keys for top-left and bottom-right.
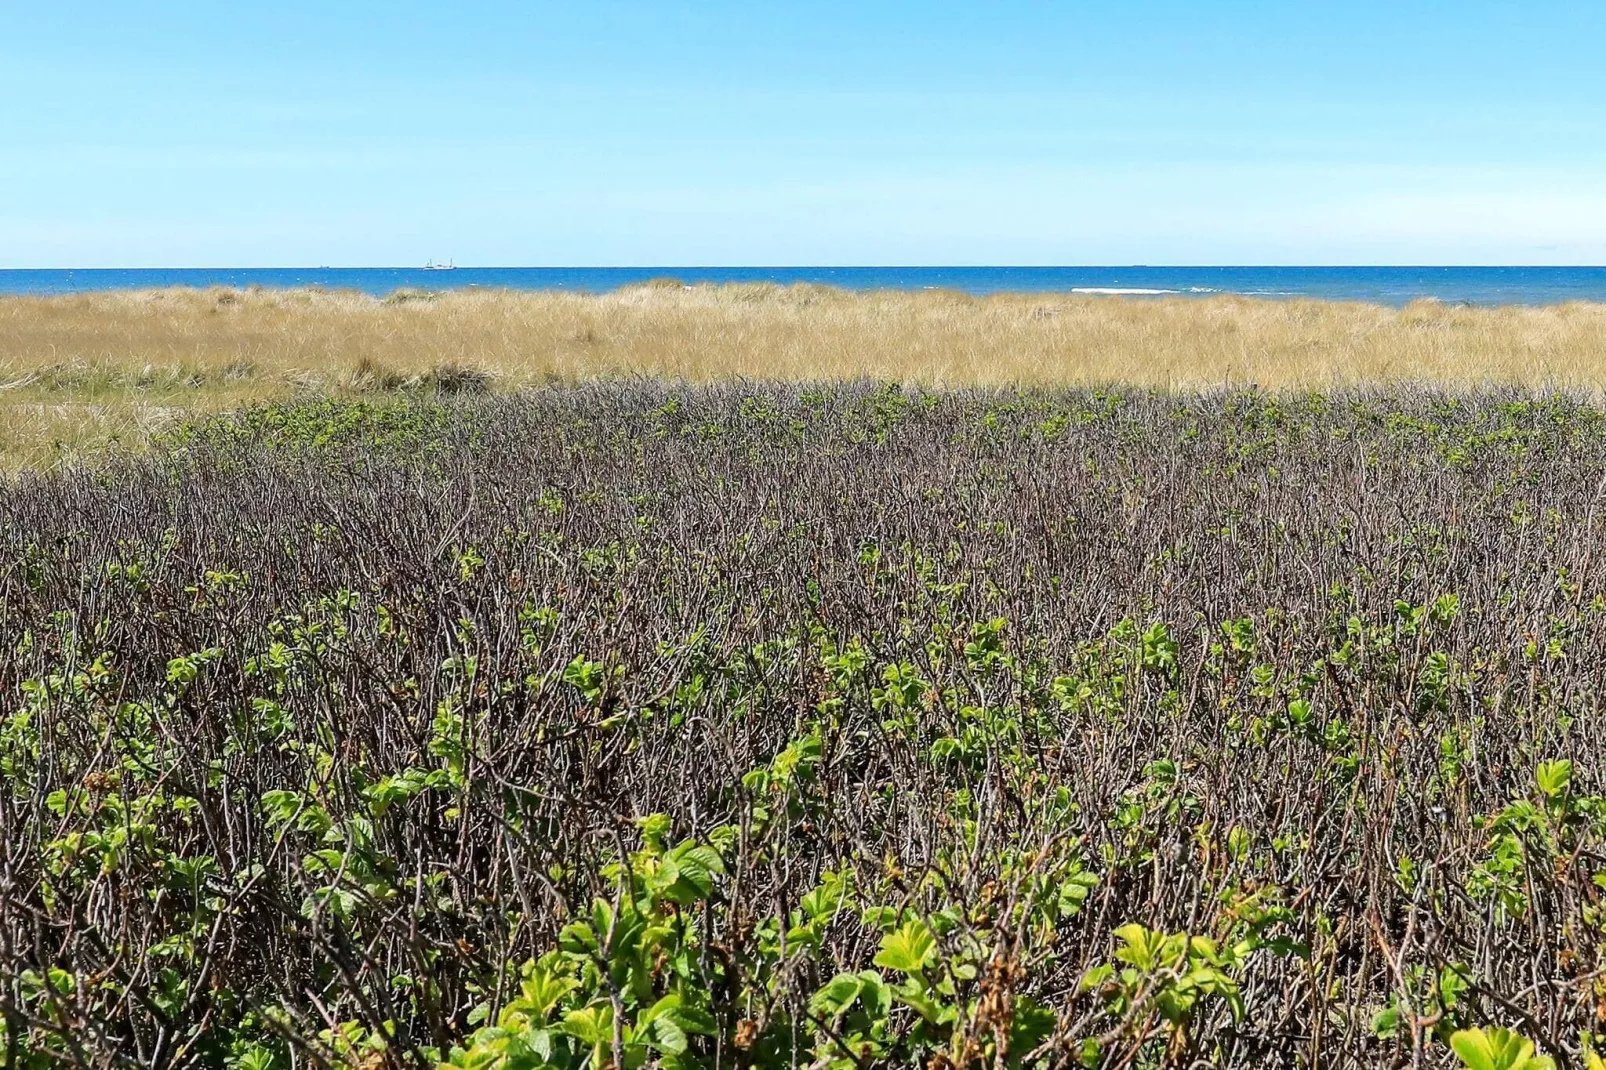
[{"x1": 4, "y1": 281, "x2": 1606, "y2": 467}]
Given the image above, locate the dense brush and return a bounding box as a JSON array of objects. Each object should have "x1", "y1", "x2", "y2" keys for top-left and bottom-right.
[{"x1": 4, "y1": 383, "x2": 1606, "y2": 1068}]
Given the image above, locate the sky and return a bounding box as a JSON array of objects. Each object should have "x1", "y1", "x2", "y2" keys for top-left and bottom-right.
[{"x1": 3, "y1": 1, "x2": 1606, "y2": 267}]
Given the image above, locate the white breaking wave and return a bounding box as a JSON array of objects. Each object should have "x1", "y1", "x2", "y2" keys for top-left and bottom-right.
[{"x1": 1070, "y1": 287, "x2": 1179, "y2": 295}]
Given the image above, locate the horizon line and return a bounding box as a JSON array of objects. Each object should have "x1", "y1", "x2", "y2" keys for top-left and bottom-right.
[{"x1": 4, "y1": 264, "x2": 1606, "y2": 272}]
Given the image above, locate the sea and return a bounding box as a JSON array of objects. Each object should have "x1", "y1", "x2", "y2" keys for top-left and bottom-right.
[{"x1": 3, "y1": 266, "x2": 1606, "y2": 306}]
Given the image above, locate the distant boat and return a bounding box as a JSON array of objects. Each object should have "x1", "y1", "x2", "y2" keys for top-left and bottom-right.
[{"x1": 423, "y1": 259, "x2": 457, "y2": 271}]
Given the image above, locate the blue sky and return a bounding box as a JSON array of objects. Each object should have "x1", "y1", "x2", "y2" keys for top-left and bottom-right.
[{"x1": 4, "y1": 1, "x2": 1605, "y2": 266}]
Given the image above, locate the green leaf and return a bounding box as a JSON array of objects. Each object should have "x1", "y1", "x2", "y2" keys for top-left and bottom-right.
[
  {"x1": 557, "y1": 920, "x2": 598, "y2": 955},
  {"x1": 1078, "y1": 964, "x2": 1114, "y2": 995},
  {"x1": 1056, "y1": 869, "x2": 1098, "y2": 918},
  {"x1": 873, "y1": 918, "x2": 936, "y2": 974},
  {"x1": 1536, "y1": 760, "x2": 1572, "y2": 799},
  {"x1": 558, "y1": 1004, "x2": 613, "y2": 1048},
  {"x1": 1449, "y1": 1027, "x2": 1554, "y2": 1070},
  {"x1": 1438, "y1": 963, "x2": 1470, "y2": 1010},
  {"x1": 891, "y1": 978, "x2": 948, "y2": 1024},
  {"x1": 635, "y1": 813, "x2": 672, "y2": 849},
  {"x1": 1010, "y1": 998, "x2": 1058, "y2": 1063},
  {"x1": 235, "y1": 1047, "x2": 280, "y2": 1070},
  {"x1": 639, "y1": 989, "x2": 709, "y2": 1034},
  {"x1": 861, "y1": 904, "x2": 900, "y2": 931},
  {"x1": 670, "y1": 1003, "x2": 717, "y2": 1037},
  {"x1": 801, "y1": 871, "x2": 853, "y2": 923},
  {"x1": 591, "y1": 899, "x2": 614, "y2": 942},
  {"x1": 663, "y1": 842, "x2": 724, "y2": 904},
  {"x1": 643, "y1": 1015, "x2": 688, "y2": 1055},
  {"x1": 1226, "y1": 825, "x2": 1252, "y2": 861},
  {"x1": 856, "y1": 970, "x2": 892, "y2": 1017},
  {"x1": 811, "y1": 973, "x2": 866, "y2": 1018},
  {"x1": 516, "y1": 959, "x2": 576, "y2": 1018},
  {"x1": 1113, "y1": 923, "x2": 1170, "y2": 972}
]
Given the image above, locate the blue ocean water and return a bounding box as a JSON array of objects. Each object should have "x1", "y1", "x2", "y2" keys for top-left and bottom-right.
[{"x1": 3, "y1": 266, "x2": 1606, "y2": 306}]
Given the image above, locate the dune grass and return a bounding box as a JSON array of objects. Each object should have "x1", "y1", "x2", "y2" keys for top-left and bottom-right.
[{"x1": 4, "y1": 281, "x2": 1606, "y2": 467}]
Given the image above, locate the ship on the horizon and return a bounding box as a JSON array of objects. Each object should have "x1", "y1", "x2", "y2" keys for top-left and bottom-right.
[{"x1": 423, "y1": 259, "x2": 457, "y2": 271}]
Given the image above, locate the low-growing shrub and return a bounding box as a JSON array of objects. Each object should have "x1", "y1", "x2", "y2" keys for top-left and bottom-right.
[{"x1": 5, "y1": 384, "x2": 1606, "y2": 1068}]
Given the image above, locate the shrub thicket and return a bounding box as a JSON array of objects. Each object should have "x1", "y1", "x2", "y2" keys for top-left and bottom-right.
[{"x1": 5, "y1": 384, "x2": 1606, "y2": 1068}]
